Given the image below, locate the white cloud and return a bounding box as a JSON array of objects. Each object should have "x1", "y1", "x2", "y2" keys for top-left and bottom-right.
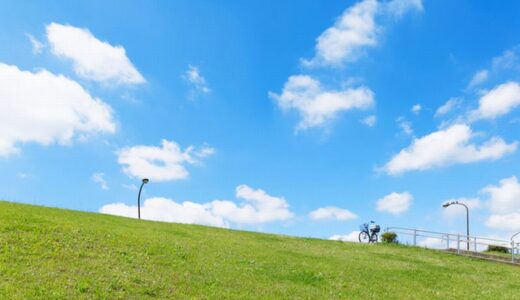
[
  {"x1": 470, "y1": 82, "x2": 520, "y2": 121},
  {"x1": 303, "y1": 0, "x2": 379, "y2": 67},
  {"x1": 309, "y1": 206, "x2": 358, "y2": 221},
  {"x1": 441, "y1": 177, "x2": 520, "y2": 232},
  {"x1": 376, "y1": 192, "x2": 412, "y2": 215},
  {"x1": 361, "y1": 115, "x2": 377, "y2": 127},
  {"x1": 481, "y1": 176, "x2": 520, "y2": 215},
  {"x1": 411, "y1": 104, "x2": 422, "y2": 114},
  {"x1": 435, "y1": 97, "x2": 462, "y2": 117},
  {"x1": 117, "y1": 139, "x2": 215, "y2": 182},
  {"x1": 121, "y1": 183, "x2": 138, "y2": 191},
  {"x1": 212, "y1": 185, "x2": 294, "y2": 224},
  {"x1": 100, "y1": 198, "x2": 227, "y2": 227},
  {"x1": 91, "y1": 172, "x2": 109, "y2": 190},
  {"x1": 0, "y1": 63, "x2": 115, "y2": 156},
  {"x1": 269, "y1": 75, "x2": 374, "y2": 130},
  {"x1": 385, "y1": 0, "x2": 423, "y2": 17},
  {"x1": 486, "y1": 213, "x2": 520, "y2": 231},
  {"x1": 183, "y1": 65, "x2": 210, "y2": 94},
  {"x1": 397, "y1": 117, "x2": 413, "y2": 136},
  {"x1": 492, "y1": 47, "x2": 519, "y2": 71},
  {"x1": 303, "y1": 0, "x2": 422, "y2": 67},
  {"x1": 384, "y1": 124, "x2": 517, "y2": 175},
  {"x1": 26, "y1": 33, "x2": 44, "y2": 54},
  {"x1": 467, "y1": 69, "x2": 489, "y2": 89},
  {"x1": 100, "y1": 185, "x2": 293, "y2": 227},
  {"x1": 441, "y1": 198, "x2": 482, "y2": 219},
  {"x1": 330, "y1": 231, "x2": 361, "y2": 242},
  {"x1": 46, "y1": 22, "x2": 145, "y2": 85},
  {"x1": 418, "y1": 237, "x2": 446, "y2": 249}
]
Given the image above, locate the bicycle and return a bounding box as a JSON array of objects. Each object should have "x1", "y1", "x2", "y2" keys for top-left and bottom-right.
[{"x1": 358, "y1": 222, "x2": 380, "y2": 243}]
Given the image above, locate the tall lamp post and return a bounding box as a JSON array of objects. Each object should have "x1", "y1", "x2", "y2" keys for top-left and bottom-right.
[
  {"x1": 137, "y1": 178, "x2": 149, "y2": 219},
  {"x1": 443, "y1": 201, "x2": 470, "y2": 251}
]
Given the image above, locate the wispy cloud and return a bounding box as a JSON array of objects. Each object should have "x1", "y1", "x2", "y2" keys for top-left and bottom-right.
[
  {"x1": 183, "y1": 65, "x2": 210, "y2": 95},
  {"x1": 91, "y1": 172, "x2": 109, "y2": 190},
  {"x1": 26, "y1": 33, "x2": 45, "y2": 54}
]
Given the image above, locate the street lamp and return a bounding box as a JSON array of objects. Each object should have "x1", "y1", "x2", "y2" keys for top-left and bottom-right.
[
  {"x1": 137, "y1": 178, "x2": 149, "y2": 219},
  {"x1": 443, "y1": 201, "x2": 470, "y2": 251}
]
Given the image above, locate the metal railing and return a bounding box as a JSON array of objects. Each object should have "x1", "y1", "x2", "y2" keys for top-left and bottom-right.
[{"x1": 386, "y1": 227, "x2": 520, "y2": 263}]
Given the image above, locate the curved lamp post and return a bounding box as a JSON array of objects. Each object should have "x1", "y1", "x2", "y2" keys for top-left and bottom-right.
[
  {"x1": 137, "y1": 178, "x2": 149, "y2": 219},
  {"x1": 443, "y1": 201, "x2": 470, "y2": 251}
]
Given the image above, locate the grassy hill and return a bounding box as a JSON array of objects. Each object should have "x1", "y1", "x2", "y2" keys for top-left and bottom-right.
[{"x1": 0, "y1": 201, "x2": 519, "y2": 299}]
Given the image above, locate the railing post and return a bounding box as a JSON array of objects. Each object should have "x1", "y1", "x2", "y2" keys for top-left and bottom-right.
[
  {"x1": 413, "y1": 229, "x2": 417, "y2": 246},
  {"x1": 446, "y1": 234, "x2": 450, "y2": 249},
  {"x1": 457, "y1": 234, "x2": 460, "y2": 254},
  {"x1": 512, "y1": 241, "x2": 515, "y2": 263},
  {"x1": 474, "y1": 237, "x2": 477, "y2": 252}
]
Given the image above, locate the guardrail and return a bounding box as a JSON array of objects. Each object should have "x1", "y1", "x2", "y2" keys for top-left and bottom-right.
[{"x1": 385, "y1": 227, "x2": 520, "y2": 263}]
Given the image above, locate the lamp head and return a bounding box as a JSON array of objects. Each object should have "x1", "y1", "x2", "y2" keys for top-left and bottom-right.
[
  {"x1": 442, "y1": 203, "x2": 450, "y2": 208},
  {"x1": 142, "y1": 178, "x2": 149, "y2": 184}
]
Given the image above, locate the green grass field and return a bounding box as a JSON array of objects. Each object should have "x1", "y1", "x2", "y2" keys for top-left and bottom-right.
[{"x1": 1, "y1": 201, "x2": 519, "y2": 299}]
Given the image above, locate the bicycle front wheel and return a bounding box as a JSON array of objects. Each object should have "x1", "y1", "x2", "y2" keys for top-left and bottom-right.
[{"x1": 369, "y1": 233, "x2": 378, "y2": 243}]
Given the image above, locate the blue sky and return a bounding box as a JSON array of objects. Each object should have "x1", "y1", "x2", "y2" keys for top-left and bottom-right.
[{"x1": 1, "y1": 0, "x2": 520, "y2": 242}]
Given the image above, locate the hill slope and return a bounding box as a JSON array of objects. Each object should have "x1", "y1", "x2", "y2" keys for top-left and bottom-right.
[{"x1": 0, "y1": 201, "x2": 518, "y2": 299}]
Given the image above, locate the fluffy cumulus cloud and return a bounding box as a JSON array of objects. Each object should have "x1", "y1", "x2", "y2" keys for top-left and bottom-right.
[
  {"x1": 483, "y1": 176, "x2": 520, "y2": 213},
  {"x1": 486, "y1": 213, "x2": 520, "y2": 231},
  {"x1": 100, "y1": 185, "x2": 293, "y2": 227},
  {"x1": 303, "y1": 0, "x2": 379, "y2": 67},
  {"x1": 100, "y1": 198, "x2": 227, "y2": 227},
  {"x1": 183, "y1": 65, "x2": 210, "y2": 94},
  {"x1": 481, "y1": 176, "x2": 520, "y2": 231},
  {"x1": 384, "y1": 124, "x2": 517, "y2": 175},
  {"x1": 470, "y1": 82, "x2": 520, "y2": 121},
  {"x1": 46, "y1": 22, "x2": 145, "y2": 85},
  {"x1": 269, "y1": 75, "x2": 374, "y2": 129},
  {"x1": 376, "y1": 192, "x2": 412, "y2": 215},
  {"x1": 303, "y1": 0, "x2": 422, "y2": 67},
  {"x1": 117, "y1": 139, "x2": 215, "y2": 182},
  {"x1": 440, "y1": 177, "x2": 520, "y2": 232},
  {"x1": 330, "y1": 231, "x2": 361, "y2": 242},
  {"x1": 212, "y1": 185, "x2": 294, "y2": 224},
  {"x1": 309, "y1": 206, "x2": 358, "y2": 221},
  {"x1": 0, "y1": 63, "x2": 115, "y2": 156}
]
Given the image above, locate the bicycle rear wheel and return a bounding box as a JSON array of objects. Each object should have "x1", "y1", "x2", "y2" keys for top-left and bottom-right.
[{"x1": 358, "y1": 231, "x2": 369, "y2": 243}]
